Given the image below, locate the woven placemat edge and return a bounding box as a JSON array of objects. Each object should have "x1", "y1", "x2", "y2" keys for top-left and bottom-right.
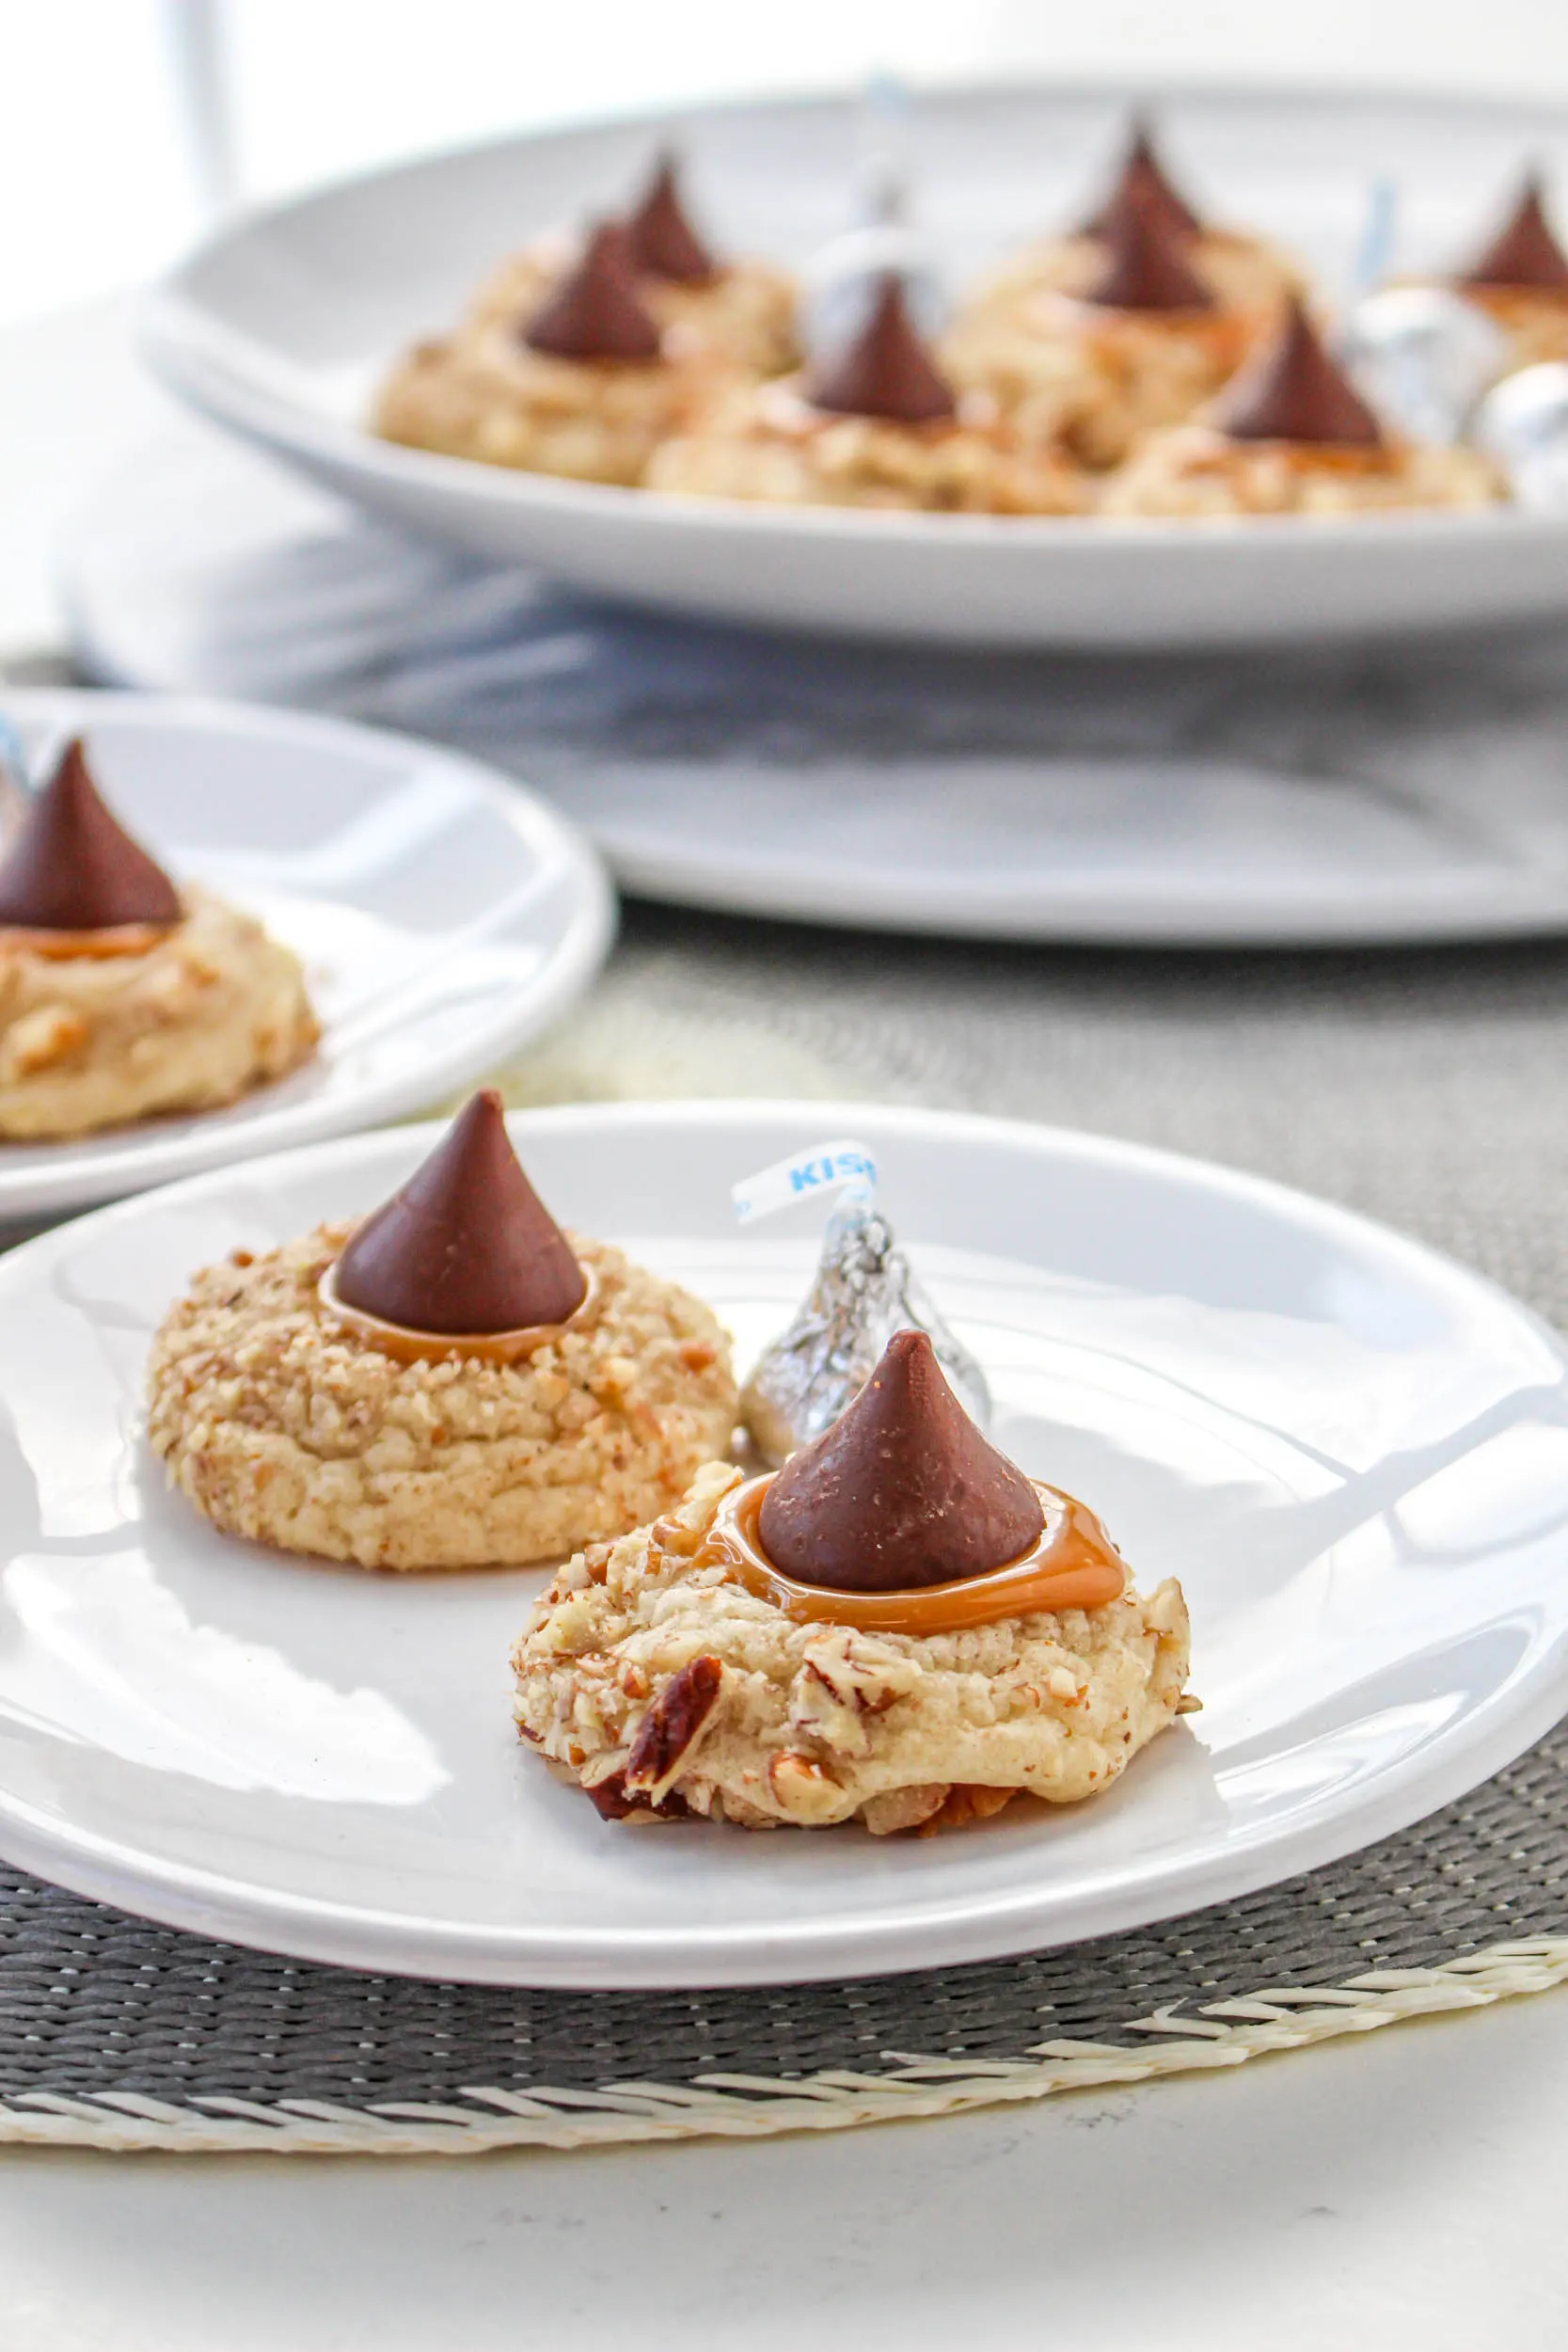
[{"x1": 5, "y1": 1936, "x2": 1564, "y2": 2155}]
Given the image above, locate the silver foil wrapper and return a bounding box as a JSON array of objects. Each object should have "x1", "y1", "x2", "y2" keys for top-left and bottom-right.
[
  {"x1": 799, "y1": 73, "x2": 943, "y2": 362},
  {"x1": 1340, "y1": 286, "x2": 1506, "y2": 445},
  {"x1": 739, "y1": 1191, "x2": 990, "y2": 1467},
  {"x1": 1474, "y1": 362, "x2": 1568, "y2": 510},
  {"x1": 797, "y1": 70, "x2": 946, "y2": 358},
  {"x1": 800, "y1": 215, "x2": 946, "y2": 359}
]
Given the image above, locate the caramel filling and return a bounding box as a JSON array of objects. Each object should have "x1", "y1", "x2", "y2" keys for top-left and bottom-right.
[
  {"x1": 700, "y1": 1473, "x2": 1126, "y2": 1635},
  {"x1": 1235, "y1": 441, "x2": 1401, "y2": 475},
  {"x1": 1465, "y1": 282, "x2": 1568, "y2": 315},
  {"x1": 0, "y1": 919, "x2": 177, "y2": 961},
  {"x1": 317, "y1": 1257, "x2": 600, "y2": 1365},
  {"x1": 1045, "y1": 290, "x2": 1245, "y2": 340},
  {"x1": 759, "y1": 383, "x2": 965, "y2": 445}
]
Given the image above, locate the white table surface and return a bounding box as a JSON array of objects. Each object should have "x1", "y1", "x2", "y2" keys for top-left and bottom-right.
[
  {"x1": 0, "y1": 1989, "x2": 1564, "y2": 2352},
  {"x1": 4, "y1": 283, "x2": 1568, "y2": 2352}
]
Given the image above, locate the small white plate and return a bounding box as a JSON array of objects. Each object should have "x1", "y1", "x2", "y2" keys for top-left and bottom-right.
[
  {"x1": 0, "y1": 692, "x2": 612, "y2": 1220},
  {"x1": 0, "y1": 1099, "x2": 1564, "y2": 1989},
  {"x1": 143, "y1": 83, "x2": 1568, "y2": 649}
]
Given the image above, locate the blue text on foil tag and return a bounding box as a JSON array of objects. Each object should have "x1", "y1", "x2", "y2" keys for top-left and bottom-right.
[{"x1": 731, "y1": 1138, "x2": 879, "y2": 1224}]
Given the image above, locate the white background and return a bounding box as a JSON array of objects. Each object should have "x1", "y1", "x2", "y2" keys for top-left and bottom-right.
[{"x1": 8, "y1": 0, "x2": 1568, "y2": 326}]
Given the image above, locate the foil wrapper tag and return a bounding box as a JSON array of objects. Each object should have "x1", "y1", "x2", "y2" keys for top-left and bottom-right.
[
  {"x1": 0, "y1": 716, "x2": 34, "y2": 830},
  {"x1": 733, "y1": 1137, "x2": 990, "y2": 1466}
]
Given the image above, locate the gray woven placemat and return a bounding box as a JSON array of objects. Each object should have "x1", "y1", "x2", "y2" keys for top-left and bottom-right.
[{"x1": 8, "y1": 905, "x2": 1568, "y2": 2153}]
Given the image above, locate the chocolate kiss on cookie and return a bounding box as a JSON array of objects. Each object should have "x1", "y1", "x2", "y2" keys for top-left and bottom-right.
[
  {"x1": 757, "y1": 1328, "x2": 1044, "y2": 1592},
  {"x1": 1082, "y1": 117, "x2": 1202, "y2": 246},
  {"x1": 1082, "y1": 194, "x2": 1213, "y2": 313},
  {"x1": 807, "y1": 277, "x2": 958, "y2": 425},
  {"x1": 0, "y1": 737, "x2": 182, "y2": 931},
  {"x1": 625, "y1": 152, "x2": 718, "y2": 284},
  {"x1": 1212, "y1": 295, "x2": 1383, "y2": 446},
  {"x1": 1461, "y1": 172, "x2": 1568, "y2": 292},
  {"x1": 334, "y1": 1090, "x2": 588, "y2": 1335},
  {"x1": 524, "y1": 223, "x2": 662, "y2": 362}
]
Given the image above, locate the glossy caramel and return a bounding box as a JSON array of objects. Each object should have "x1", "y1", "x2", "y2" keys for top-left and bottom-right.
[
  {"x1": 700, "y1": 1472, "x2": 1126, "y2": 1635},
  {"x1": 317, "y1": 1256, "x2": 600, "y2": 1366},
  {"x1": 0, "y1": 920, "x2": 174, "y2": 960}
]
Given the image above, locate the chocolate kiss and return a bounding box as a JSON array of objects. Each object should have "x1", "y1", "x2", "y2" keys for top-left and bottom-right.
[
  {"x1": 524, "y1": 222, "x2": 662, "y2": 362},
  {"x1": 1213, "y1": 295, "x2": 1383, "y2": 446},
  {"x1": 1082, "y1": 191, "x2": 1213, "y2": 312},
  {"x1": 1461, "y1": 172, "x2": 1568, "y2": 292},
  {"x1": 0, "y1": 737, "x2": 181, "y2": 931},
  {"x1": 1082, "y1": 117, "x2": 1203, "y2": 245},
  {"x1": 334, "y1": 1091, "x2": 587, "y2": 1336},
  {"x1": 625, "y1": 151, "x2": 718, "y2": 284},
  {"x1": 756, "y1": 1328, "x2": 1044, "y2": 1592},
  {"x1": 807, "y1": 277, "x2": 957, "y2": 425}
]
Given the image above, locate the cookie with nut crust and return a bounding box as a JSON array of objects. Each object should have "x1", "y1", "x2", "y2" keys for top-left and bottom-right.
[
  {"x1": 147, "y1": 1096, "x2": 738, "y2": 1570},
  {"x1": 0, "y1": 739, "x2": 317, "y2": 1140},
  {"x1": 149, "y1": 1232, "x2": 737, "y2": 1570},
  {"x1": 513, "y1": 1454, "x2": 1190, "y2": 1835}
]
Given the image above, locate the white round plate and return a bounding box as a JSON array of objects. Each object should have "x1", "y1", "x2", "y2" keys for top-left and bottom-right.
[
  {"x1": 65, "y1": 426, "x2": 1568, "y2": 947},
  {"x1": 1, "y1": 1098, "x2": 1566, "y2": 1988},
  {"x1": 142, "y1": 83, "x2": 1568, "y2": 650},
  {"x1": 0, "y1": 692, "x2": 611, "y2": 1221}
]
